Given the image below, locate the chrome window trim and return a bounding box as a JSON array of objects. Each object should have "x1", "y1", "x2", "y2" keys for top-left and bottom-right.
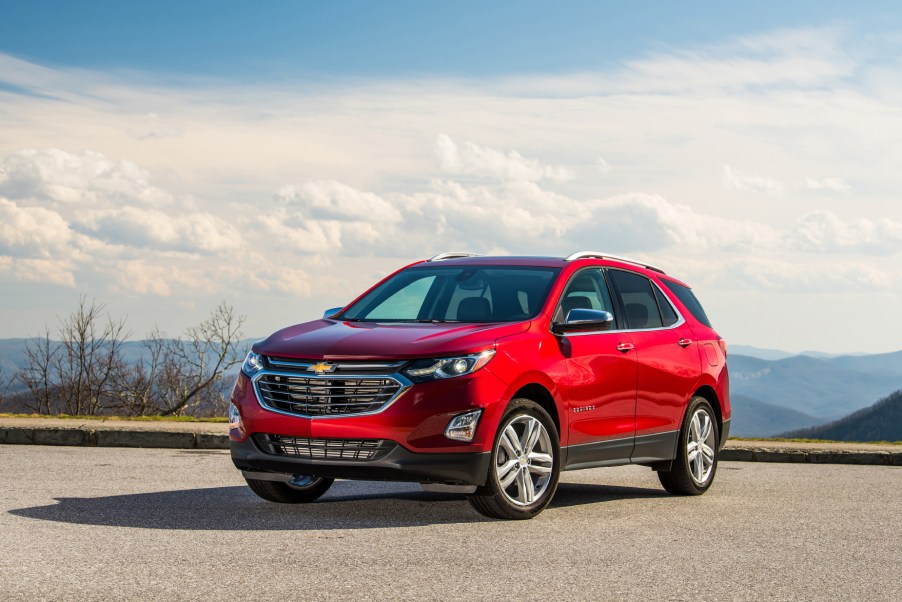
[
  {"x1": 251, "y1": 369, "x2": 412, "y2": 420},
  {"x1": 551, "y1": 268, "x2": 687, "y2": 337}
]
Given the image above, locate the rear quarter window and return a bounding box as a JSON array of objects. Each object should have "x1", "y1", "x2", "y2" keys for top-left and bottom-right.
[{"x1": 662, "y1": 279, "x2": 712, "y2": 328}]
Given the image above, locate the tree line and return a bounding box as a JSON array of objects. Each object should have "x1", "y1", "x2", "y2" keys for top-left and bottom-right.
[{"x1": 0, "y1": 297, "x2": 246, "y2": 417}]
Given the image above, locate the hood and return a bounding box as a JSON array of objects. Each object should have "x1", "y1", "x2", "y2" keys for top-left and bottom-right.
[{"x1": 254, "y1": 319, "x2": 530, "y2": 360}]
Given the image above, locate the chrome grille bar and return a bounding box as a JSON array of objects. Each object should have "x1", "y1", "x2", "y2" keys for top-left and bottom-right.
[
  {"x1": 252, "y1": 370, "x2": 411, "y2": 418},
  {"x1": 254, "y1": 434, "x2": 397, "y2": 461}
]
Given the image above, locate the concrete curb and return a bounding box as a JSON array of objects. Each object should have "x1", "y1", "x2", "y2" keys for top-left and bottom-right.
[
  {"x1": 720, "y1": 446, "x2": 901, "y2": 466},
  {"x1": 1, "y1": 424, "x2": 900, "y2": 465},
  {"x1": 0, "y1": 427, "x2": 229, "y2": 449}
]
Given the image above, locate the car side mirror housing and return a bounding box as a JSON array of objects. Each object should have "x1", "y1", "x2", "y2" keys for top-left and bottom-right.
[
  {"x1": 552, "y1": 309, "x2": 615, "y2": 334},
  {"x1": 323, "y1": 307, "x2": 344, "y2": 319}
]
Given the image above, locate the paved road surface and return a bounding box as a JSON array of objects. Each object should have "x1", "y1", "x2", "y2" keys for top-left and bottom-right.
[{"x1": 1, "y1": 445, "x2": 899, "y2": 601}]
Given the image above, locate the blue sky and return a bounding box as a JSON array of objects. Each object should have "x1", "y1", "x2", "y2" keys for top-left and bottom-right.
[
  {"x1": 1, "y1": 2, "x2": 902, "y2": 353},
  {"x1": 3, "y1": 1, "x2": 900, "y2": 76}
]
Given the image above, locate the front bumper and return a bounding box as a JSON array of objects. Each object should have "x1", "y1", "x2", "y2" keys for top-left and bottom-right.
[
  {"x1": 230, "y1": 366, "x2": 510, "y2": 454},
  {"x1": 231, "y1": 437, "x2": 491, "y2": 486}
]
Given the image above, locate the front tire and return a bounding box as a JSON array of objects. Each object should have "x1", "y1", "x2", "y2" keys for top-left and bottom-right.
[
  {"x1": 467, "y1": 399, "x2": 561, "y2": 520},
  {"x1": 658, "y1": 397, "x2": 719, "y2": 495},
  {"x1": 245, "y1": 475, "x2": 334, "y2": 504}
]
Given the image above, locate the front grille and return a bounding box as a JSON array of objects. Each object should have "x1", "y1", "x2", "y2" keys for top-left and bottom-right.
[
  {"x1": 255, "y1": 434, "x2": 396, "y2": 461},
  {"x1": 255, "y1": 373, "x2": 405, "y2": 417}
]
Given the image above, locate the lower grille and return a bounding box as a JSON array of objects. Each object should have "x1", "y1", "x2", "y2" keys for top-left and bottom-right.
[{"x1": 255, "y1": 434, "x2": 396, "y2": 461}]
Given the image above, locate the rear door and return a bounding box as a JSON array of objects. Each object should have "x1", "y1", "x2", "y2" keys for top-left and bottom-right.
[
  {"x1": 556, "y1": 268, "x2": 638, "y2": 467},
  {"x1": 606, "y1": 269, "x2": 701, "y2": 463}
]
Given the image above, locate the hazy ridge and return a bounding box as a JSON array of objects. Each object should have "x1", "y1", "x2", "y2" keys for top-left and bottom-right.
[{"x1": 3, "y1": 339, "x2": 901, "y2": 440}]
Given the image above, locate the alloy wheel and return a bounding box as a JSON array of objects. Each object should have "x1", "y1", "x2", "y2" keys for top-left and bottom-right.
[
  {"x1": 494, "y1": 415, "x2": 554, "y2": 506},
  {"x1": 687, "y1": 408, "x2": 716, "y2": 485}
]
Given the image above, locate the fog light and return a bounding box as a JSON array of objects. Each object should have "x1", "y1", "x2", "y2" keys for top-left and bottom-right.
[
  {"x1": 228, "y1": 402, "x2": 243, "y2": 431},
  {"x1": 445, "y1": 410, "x2": 482, "y2": 442}
]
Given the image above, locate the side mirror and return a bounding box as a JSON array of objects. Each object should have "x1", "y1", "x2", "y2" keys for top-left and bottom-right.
[
  {"x1": 323, "y1": 307, "x2": 344, "y2": 319},
  {"x1": 552, "y1": 309, "x2": 615, "y2": 334}
]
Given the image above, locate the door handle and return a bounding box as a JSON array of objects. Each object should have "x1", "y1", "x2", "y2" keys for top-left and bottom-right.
[
  {"x1": 678, "y1": 338, "x2": 693, "y2": 348},
  {"x1": 616, "y1": 342, "x2": 634, "y2": 353}
]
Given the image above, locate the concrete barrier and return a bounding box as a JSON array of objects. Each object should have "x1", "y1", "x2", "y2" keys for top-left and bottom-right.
[
  {"x1": 720, "y1": 445, "x2": 900, "y2": 466},
  {"x1": 0, "y1": 421, "x2": 899, "y2": 464},
  {"x1": 0, "y1": 425, "x2": 229, "y2": 449}
]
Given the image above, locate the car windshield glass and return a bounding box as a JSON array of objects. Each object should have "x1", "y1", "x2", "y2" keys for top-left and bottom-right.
[{"x1": 339, "y1": 266, "x2": 560, "y2": 323}]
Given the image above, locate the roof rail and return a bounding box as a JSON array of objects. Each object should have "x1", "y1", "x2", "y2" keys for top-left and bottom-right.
[
  {"x1": 427, "y1": 252, "x2": 481, "y2": 261},
  {"x1": 565, "y1": 251, "x2": 666, "y2": 274}
]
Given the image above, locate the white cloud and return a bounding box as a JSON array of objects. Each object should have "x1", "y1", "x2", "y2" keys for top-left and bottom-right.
[
  {"x1": 0, "y1": 198, "x2": 74, "y2": 258},
  {"x1": 435, "y1": 134, "x2": 572, "y2": 182},
  {"x1": 789, "y1": 210, "x2": 902, "y2": 254},
  {"x1": 86, "y1": 206, "x2": 241, "y2": 254},
  {"x1": 0, "y1": 148, "x2": 175, "y2": 207},
  {"x1": 722, "y1": 165, "x2": 784, "y2": 196},
  {"x1": 799, "y1": 177, "x2": 852, "y2": 192},
  {"x1": 276, "y1": 180, "x2": 401, "y2": 222},
  {"x1": 716, "y1": 257, "x2": 896, "y2": 293},
  {"x1": 0, "y1": 257, "x2": 77, "y2": 287},
  {"x1": 615, "y1": 27, "x2": 853, "y2": 94},
  {"x1": 596, "y1": 157, "x2": 612, "y2": 174}
]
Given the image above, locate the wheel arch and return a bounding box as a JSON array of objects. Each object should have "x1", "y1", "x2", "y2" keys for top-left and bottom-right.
[
  {"x1": 509, "y1": 382, "x2": 561, "y2": 442},
  {"x1": 692, "y1": 384, "x2": 722, "y2": 439}
]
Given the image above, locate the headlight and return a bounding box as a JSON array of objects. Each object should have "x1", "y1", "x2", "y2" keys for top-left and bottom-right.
[
  {"x1": 241, "y1": 351, "x2": 265, "y2": 377},
  {"x1": 404, "y1": 350, "x2": 495, "y2": 382}
]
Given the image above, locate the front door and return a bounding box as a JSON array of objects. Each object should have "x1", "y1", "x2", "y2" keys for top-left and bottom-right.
[{"x1": 556, "y1": 268, "x2": 638, "y2": 468}]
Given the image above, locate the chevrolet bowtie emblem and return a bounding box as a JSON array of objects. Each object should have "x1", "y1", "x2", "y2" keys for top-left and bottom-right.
[{"x1": 307, "y1": 361, "x2": 336, "y2": 375}]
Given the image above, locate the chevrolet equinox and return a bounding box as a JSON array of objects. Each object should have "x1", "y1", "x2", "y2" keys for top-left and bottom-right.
[{"x1": 229, "y1": 251, "x2": 731, "y2": 519}]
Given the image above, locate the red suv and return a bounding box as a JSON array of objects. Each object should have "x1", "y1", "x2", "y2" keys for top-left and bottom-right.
[{"x1": 229, "y1": 252, "x2": 730, "y2": 519}]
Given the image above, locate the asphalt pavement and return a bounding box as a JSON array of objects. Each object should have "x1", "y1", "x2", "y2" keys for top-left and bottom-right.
[{"x1": 0, "y1": 444, "x2": 899, "y2": 601}]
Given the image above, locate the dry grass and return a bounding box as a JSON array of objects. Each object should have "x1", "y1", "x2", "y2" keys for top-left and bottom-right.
[
  {"x1": 730, "y1": 436, "x2": 901, "y2": 445},
  {"x1": 0, "y1": 413, "x2": 228, "y2": 423}
]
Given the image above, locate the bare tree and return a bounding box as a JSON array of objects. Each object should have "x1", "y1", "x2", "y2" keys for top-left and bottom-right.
[
  {"x1": 14, "y1": 298, "x2": 243, "y2": 417},
  {"x1": 49, "y1": 297, "x2": 129, "y2": 415},
  {"x1": 115, "y1": 327, "x2": 167, "y2": 416},
  {"x1": 0, "y1": 364, "x2": 7, "y2": 410},
  {"x1": 157, "y1": 302, "x2": 245, "y2": 416},
  {"x1": 17, "y1": 328, "x2": 57, "y2": 414}
]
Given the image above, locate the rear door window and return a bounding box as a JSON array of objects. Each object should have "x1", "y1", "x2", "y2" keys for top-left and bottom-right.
[
  {"x1": 653, "y1": 284, "x2": 679, "y2": 327},
  {"x1": 607, "y1": 269, "x2": 664, "y2": 330}
]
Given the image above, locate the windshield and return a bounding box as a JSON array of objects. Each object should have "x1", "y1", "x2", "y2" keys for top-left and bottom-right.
[{"x1": 339, "y1": 266, "x2": 560, "y2": 323}]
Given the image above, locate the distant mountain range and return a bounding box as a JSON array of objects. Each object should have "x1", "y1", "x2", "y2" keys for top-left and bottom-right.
[
  {"x1": 729, "y1": 351, "x2": 902, "y2": 423},
  {"x1": 728, "y1": 394, "x2": 822, "y2": 438},
  {"x1": 781, "y1": 390, "x2": 902, "y2": 442},
  {"x1": 2, "y1": 338, "x2": 900, "y2": 440}
]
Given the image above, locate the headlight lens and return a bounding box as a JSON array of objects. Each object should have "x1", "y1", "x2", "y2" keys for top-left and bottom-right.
[
  {"x1": 241, "y1": 351, "x2": 265, "y2": 377},
  {"x1": 405, "y1": 350, "x2": 495, "y2": 382}
]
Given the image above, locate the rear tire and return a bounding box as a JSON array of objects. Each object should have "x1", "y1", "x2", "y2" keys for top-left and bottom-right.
[
  {"x1": 467, "y1": 399, "x2": 561, "y2": 520},
  {"x1": 245, "y1": 475, "x2": 334, "y2": 503},
  {"x1": 658, "y1": 397, "x2": 719, "y2": 496}
]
